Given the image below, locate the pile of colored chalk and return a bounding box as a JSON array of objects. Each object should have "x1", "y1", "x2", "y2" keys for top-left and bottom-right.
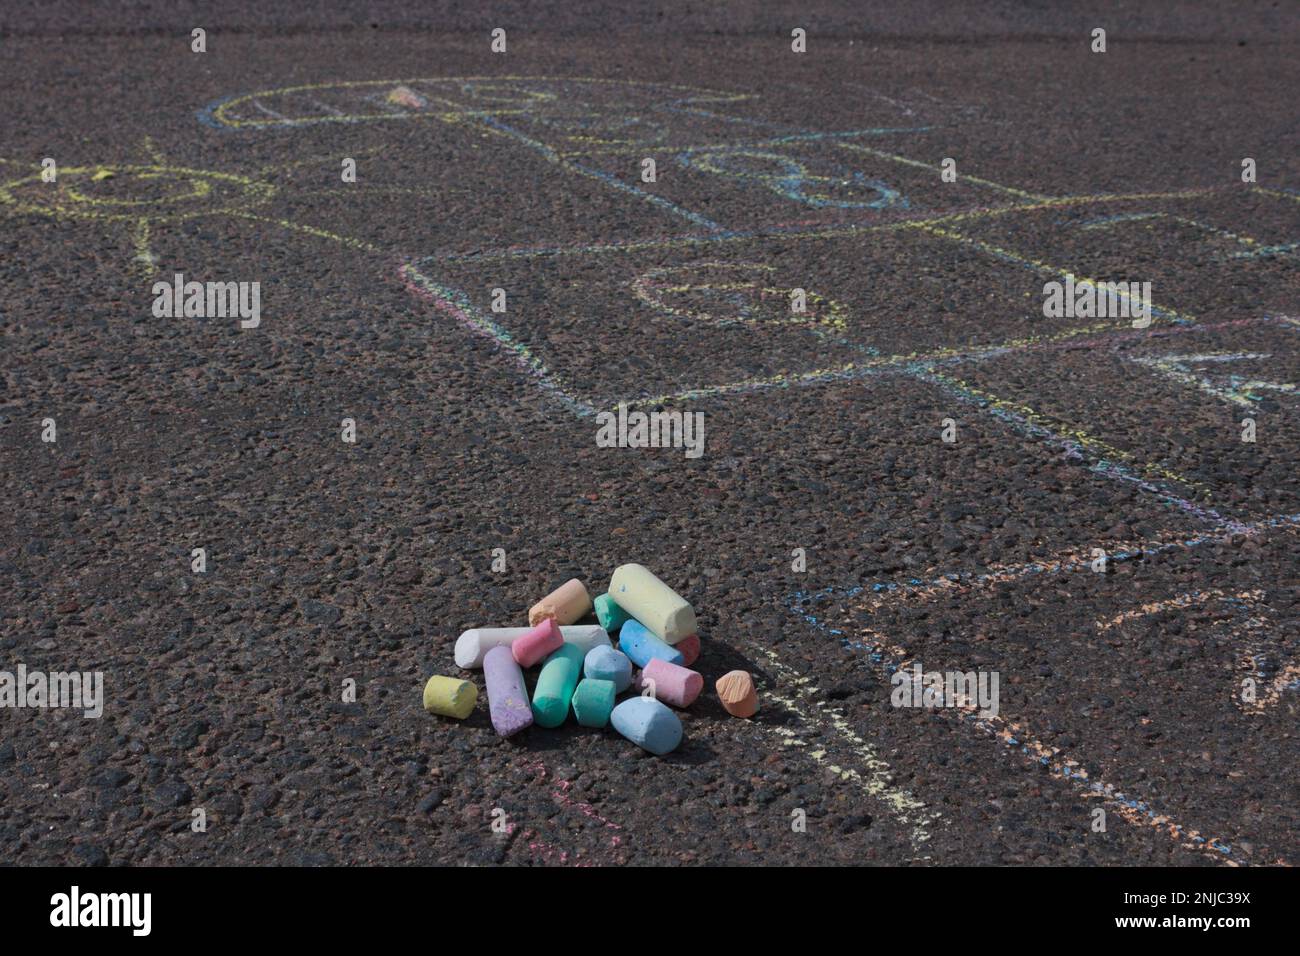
[{"x1": 421, "y1": 563, "x2": 759, "y2": 756}]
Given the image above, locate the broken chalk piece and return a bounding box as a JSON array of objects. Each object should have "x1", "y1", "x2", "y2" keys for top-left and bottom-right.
[
  {"x1": 512, "y1": 617, "x2": 564, "y2": 668},
  {"x1": 675, "y1": 634, "x2": 701, "y2": 668},
  {"x1": 572, "y1": 678, "x2": 616, "y2": 728},
  {"x1": 483, "y1": 646, "x2": 534, "y2": 737},
  {"x1": 593, "y1": 592, "x2": 631, "y2": 633},
  {"x1": 636, "y1": 658, "x2": 703, "y2": 709},
  {"x1": 611, "y1": 697, "x2": 683, "y2": 756},
  {"x1": 618, "y1": 619, "x2": 684, "y2": 669},
  {"x1": 387, "y1": 85, "x2": 428, "y2": 109},
  {"x1": 455, "y1": 625, "x2": 610, "y2": 670},
  {"x1": 716, "y1": 670, "x2": 759, "y2": 718},
  {"x1": 529, "y1": 578, "x2": 593, "y2": 627},
  {"x1": 531, "y1": 642, "x2": 585, "y2": 729},
  {"x1": 608, "y1": 564, "x2": 696, "y2": 644},
  {"x1": 422, "y1": 675, "x2": 477, "y2": 719},
  {"x1": 584, "y1": 644, "x2": 633, "y2": 693}
]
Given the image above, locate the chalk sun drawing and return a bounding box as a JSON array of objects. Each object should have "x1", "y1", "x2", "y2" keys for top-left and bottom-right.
[{"x1": 0, "y1": 138, "x2": 392, "y2": 279}]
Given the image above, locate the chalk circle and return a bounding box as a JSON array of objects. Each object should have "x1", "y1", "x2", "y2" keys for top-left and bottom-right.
[
  {"x1": 202, "y1": 77, "x2": 751, "y2": 130},
  {"x1": 0, "y1": 164, "x2": 275, "y2": 222},
  {"x1": 631, "y1": 262, "x2": 848, "y2": 331},
  {"x1": 454, "y1": 82, "x2": 558, "y2": 107},
  {"x1": 685, "y1": 150, "x2": 810, "y2": 182}
]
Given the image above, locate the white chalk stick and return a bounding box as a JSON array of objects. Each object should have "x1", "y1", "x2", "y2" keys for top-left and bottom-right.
[{"x1": 455, "y1": 625, "x2": 610, "y2": 670}]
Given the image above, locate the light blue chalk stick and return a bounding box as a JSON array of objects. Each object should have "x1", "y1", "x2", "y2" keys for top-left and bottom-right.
[
  {"x1": 584, "y1": 644, "x2": 633, "y2": 693},
  {"x1": 594, "y1": 593, "x2": 631, "y2": 633},
  {"x1": 611, "y1": 697, "x2": 683, "y2": 756},
  {"x1": 618, "y1": 619, "x2": 684, "y2": 669}
]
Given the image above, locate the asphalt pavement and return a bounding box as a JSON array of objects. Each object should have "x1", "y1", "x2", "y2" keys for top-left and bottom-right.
[{"x1": 0, "y1": 2, "x2": 1296, "y2": 866}]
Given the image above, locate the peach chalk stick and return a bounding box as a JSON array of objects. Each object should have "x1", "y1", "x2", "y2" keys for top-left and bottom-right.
[
  {"x1": 608, "y1": 564, "x2": 696, "y2": 644},
  {"x1": 716, "y1": 670, "x2": 759, "y2": 718},
  {"x1": 455, "y1": 625, "x2": 610, "y2": 670},
  {"x1": 636, "y1": 658, "x2": 704, "y2": 709},
  {"x1": 512, "y1": 617, "x2": 563, "y2": 668},
  {"x1": 529, "y1": 578, "x2": 592, "y2": 626}
]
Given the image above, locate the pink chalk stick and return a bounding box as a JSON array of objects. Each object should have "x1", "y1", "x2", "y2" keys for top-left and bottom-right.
[
  {"x1": 676, "y1": 634, "x2": 701, "y2": 667},
  {"x1": 512, "y1": 617, "x2": 563, "y2": 668},
  {"x1": 637, "y1": 658, "x2": 704, "y2": 709}
]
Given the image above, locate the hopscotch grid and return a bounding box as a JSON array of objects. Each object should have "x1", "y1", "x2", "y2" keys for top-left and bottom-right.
[
  {"x1": 398, "y1": 164, "x2": 1277, "y2": 420},
  {"x1": 402, "y1": 190, "x2": 1219, "y2": 416},
  {"x1": 786, "y1": 513, "x2": 1300, "y2": 866},
  {"x1": 6, "y1": 75, "x2": 1291, "y2": 865},
  {"x1": 904, "y1": 366, "x2": 1245, "y2": 531},
  {"x1": 191, "y1": 76, "x2": 1300, "y2": 865}
]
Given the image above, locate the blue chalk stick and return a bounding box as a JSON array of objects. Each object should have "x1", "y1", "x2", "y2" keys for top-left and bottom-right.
[
  {"x1": 618, "y1": 619, "x2": 684, "y2": 669},
  {"x1": 611, "y1": 697, "x2": 683, "y2": 756},
  {"x1": 584, "y1": 644, "x2": 634, "y2": 693}
]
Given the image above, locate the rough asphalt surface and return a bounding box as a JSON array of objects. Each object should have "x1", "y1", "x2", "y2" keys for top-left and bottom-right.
[{"x1": 0, "y1": 2, "x2": 1297, "y2": 866}]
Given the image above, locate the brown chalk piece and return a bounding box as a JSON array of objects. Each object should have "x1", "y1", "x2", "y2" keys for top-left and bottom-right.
[{"x1": 715, "y1": 670, "x2": 758, "y2": 718}]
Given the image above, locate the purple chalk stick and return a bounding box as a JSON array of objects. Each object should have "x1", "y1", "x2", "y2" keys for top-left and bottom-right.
[{"x1": 484, "y1": 645, "x2": 534, "y2": 737}]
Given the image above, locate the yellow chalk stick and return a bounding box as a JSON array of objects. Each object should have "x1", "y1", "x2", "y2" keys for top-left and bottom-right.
[
  {"x1": 608, "y1": 564, "x2": 696, "y2": 644},
  {"x1": 422, "y1": 675, "x2": 477, "y2": 719}
]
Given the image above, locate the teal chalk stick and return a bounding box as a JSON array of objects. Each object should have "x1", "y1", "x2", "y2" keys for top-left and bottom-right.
[
  {"x1": 594, "y1": 593, "x2": 631, "y2": 633},
  {"x1": 531, "y1": 642, "x2": 584, "y2": 729},
  {"x1": 571, "y1": 678, "x2": 616, "y2": 728}
]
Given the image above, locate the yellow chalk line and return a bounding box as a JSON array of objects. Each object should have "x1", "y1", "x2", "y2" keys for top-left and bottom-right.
[
  {"x1": 139, "y1": 136, "x2": 166, "y2": 165},
  {"x1": 922, "y1": 369, "x2": 1209, "y2": 495},
  {"x1": 592, "y1": 188, "x2": 1228, "y2": 409},
  {"x1": 1096, "y1": 588, "x2": 1265, "y2": 631},
  {"x1": 836, "y1": 142, "x2": 1054, "y2": 201},
  {"x1": 754, "y1": 644, "x2": 936, "y2": 852},
  {"x1": 227, "y1": 211, "x2": 384, "y2": 254},
  {"x1": 911, "y1": 188, "x2": 1227, "y2": 231},
  {"x1": 914, "y1": 222, "x2": 1200, "y2": 325},
  {"x1": 1250, "y1": 186, "x2": 1300, "y2": 204},
  {"x1": 626, "y1": 318, "x2": 1134, "y2": 409},
  {"x1": 131, "y1": 218, "x2": 157, "y2": 278}
]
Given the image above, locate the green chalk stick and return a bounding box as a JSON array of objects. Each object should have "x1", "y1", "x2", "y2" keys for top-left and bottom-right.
[
  {"x1": 531, "y1": 642, "x2": 585, "y2": 728},
  {"x1": 594, "y1": 593, "x2": 631, "y2": 633},
  {"x1": 571, "y1": 678, "x2": 616, "y2": 728}
]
